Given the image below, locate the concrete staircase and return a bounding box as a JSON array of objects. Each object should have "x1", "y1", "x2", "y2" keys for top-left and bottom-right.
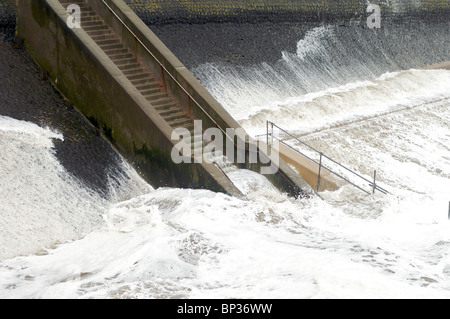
[
  {"x1": 60, "y1": 0, "x2": 198, "y2": 137},
  {"x1": 61, "y1": 0, "x2": 236, "y2": 171}
]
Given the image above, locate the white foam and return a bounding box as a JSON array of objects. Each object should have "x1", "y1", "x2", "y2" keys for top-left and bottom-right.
[
  {"x1": 227, "y1": 169, "x2": 278, "y2": 196},
  {"x1": 1, "y1": 181, "x2": 450, "y2": 298},
  {"x1": 1, "y1": 71, "x2": 450, "y2": 298},
  {"x1": 0, "y1": 116, "x2": 151, "y2": 261},
  {"x1": 240, "y1": 69, "x2": 450, "y2": 137},
  {"x1": 296, "y1": 26, "x2": 335, "y2": 60}
]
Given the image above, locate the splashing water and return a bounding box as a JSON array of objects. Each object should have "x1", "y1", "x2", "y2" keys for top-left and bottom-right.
[
  {"x1": 1, "y1": 20, "x2": 450, "y2": 298},
  {"x1": 0, "y1": 116, "x2": 151, "y2": 262},
  {"x1": 1, "y1": 83, "x2": 450, "y2": 298}
]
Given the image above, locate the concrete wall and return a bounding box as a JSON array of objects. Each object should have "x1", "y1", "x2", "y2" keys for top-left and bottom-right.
[
  {"x1": 17, "y1": 0, "x2": 243, "y2": 196},
  {"x1": 274, "y1": 143, "x2": 343, "y2": 193}
]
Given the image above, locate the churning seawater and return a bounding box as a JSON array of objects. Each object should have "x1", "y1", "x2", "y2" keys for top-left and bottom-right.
[{"x1": 1, "y1": 24, "x2": 450, "y2": 299}]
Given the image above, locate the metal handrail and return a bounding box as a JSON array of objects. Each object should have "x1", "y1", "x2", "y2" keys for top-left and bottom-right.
[
  {"x1": 266, "y1": 121, "x2": 390, "y2": 195},
  {"x1": 100, "y1": 0, "x2": 236, "y2": 145}
]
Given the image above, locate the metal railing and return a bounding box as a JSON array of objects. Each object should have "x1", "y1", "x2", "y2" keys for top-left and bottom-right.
[{"x1": 266, "y1": 121, "x2": 390, "y2": 195}]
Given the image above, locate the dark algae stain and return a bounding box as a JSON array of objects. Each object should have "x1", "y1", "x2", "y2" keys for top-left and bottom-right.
[{"x1": 133, "y1": 142, "x2": 171, "y2": 171}]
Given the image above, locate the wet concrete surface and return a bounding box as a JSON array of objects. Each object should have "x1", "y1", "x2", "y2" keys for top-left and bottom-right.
[{"x1": 149, "y1": 22, "x2": 316, "y2": 69}]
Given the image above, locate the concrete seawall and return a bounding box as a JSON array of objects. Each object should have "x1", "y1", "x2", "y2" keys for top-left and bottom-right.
[
  {"x1": 17, "y1": 0, "x2": 311, "y2": 197},
  {"x1": 126, "y1": 0, "x2": 449, "y2": 71},
  {"x1": 127, "y1": 0, "x2": 450, "y2": 25}
]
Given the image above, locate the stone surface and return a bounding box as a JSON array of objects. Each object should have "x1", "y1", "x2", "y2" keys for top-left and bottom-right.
[{"x1": 0, "y1": 0, "x2": 15, "y2": 40}]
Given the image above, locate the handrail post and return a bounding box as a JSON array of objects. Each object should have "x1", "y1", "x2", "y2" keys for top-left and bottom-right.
[
  {"x1": 160, "y1": 66, "x2": 167, "y2": 92},
  {"x1": 266, "y1": 121, "x2": 269, "y2": 146},
  {"x1": 271, "y1": 122, "x2": 274, "y2": 147},
  {"x1": 372, "y1": 170, "x2": 377, "y2": 195},
  {"x1": 317, "y1": 152, "x2": 323, "y2": 192}
]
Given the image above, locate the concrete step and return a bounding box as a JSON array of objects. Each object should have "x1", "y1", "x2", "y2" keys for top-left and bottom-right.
[
  {"x1": 163, "y1": 111, "x2": 188, "y2": 122},
  {"x1": 117, "y1": 62, "x2": 140, "y2": 70},
  {"x1": 96, "y1": 38, "x2": 121, "y2": 46},
  {"x1": 113, "y1": 57, "x2": 138, "y2": 66},
  {"x1": 82, "y1": 20, "x2": 103, "y2": 28},
  {"x1": 76, "y1": 5, "x2": 92, "y2": 12},
  {"x1": 80, "y1": 8, "x2": 96, "y2": 14},
  {"x1": 130, "y1": 77, "x2": 155, "y2": 86},
  {"x1": 80, "y1": 11, "x2": 96, "y2": 19},
  {"x1": 98, "y1": 42, "x2": 123, "y2": 51},
  {"x1": 151, "y1": 97, "x2": 177, "y2": 107},
  {"x1": 138, "y1": 84, "x2": 161, "y2": 93},
  {"x1": 84, "y1": 24, "x2": 109, "y2": 32},
  {"x1": 105, "y1": 48, "x2": 130, "y2": 56},
  {"x1": 154, "y1": 101, "x2": 179, "y2": 111},
  {"x1": 80, "y1": 15, "x2": 100, "y2": 23},
  {"x1": 86, "y1": 28, "x2": 111, "y2": 37},
  {"x1": 127, "y1": 72, "x2": 149, "y2": 81},
  {"x1": 168, "y1": 118, "x2": 193, "y2": 128},
  {"x1": 109, "y1": 52, "x2": 134, "y2": 60},
  {"x1": 158, "y1": 106, "x2": 184, "y2": 117},
  {"x1": 91, "y1": 34, "x2": 116, "y2": 42},
  {"x1": 135, "y1": 81, "x2": 159, "y2": 91},
  {"x1": 144, "y1": 91, "x2": 171, "y2": 100},
  {"x1": 144, "y1": 91, "x2": 169, "y2": 101},
  {"x1": 122, "y1": 67, "x2": 145, "y2": 76}
]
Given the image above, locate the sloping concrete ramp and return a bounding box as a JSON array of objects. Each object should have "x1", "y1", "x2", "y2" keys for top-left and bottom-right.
[{"x1": 18, "y1": 0, "x2": 311, "y2": 197}]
